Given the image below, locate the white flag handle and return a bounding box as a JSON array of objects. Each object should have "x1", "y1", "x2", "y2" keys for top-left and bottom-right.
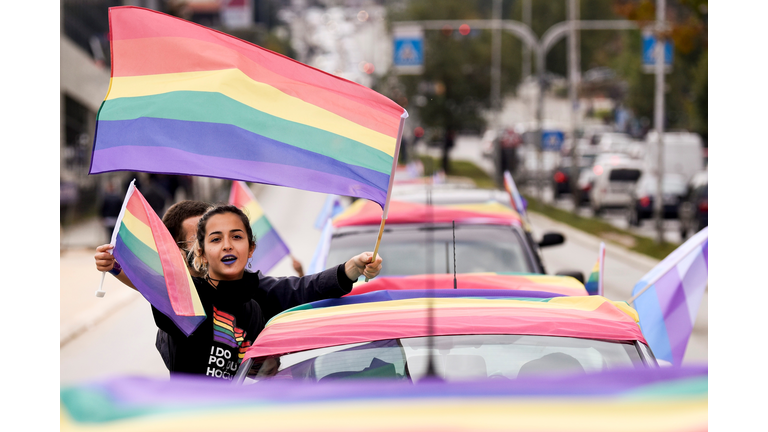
[{"x1": 95, "y1": 272, "x2": 107, "y2": 297}]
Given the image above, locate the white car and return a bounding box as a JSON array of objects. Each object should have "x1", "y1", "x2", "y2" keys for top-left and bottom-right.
[{"x1": 589, "y1": 158, "x2": 643, "y2": 216}]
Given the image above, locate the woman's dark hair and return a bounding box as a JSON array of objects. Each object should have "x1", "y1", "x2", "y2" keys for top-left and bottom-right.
[{"x1": 192, "y1": 204, "x2": 256, "y2": 273}]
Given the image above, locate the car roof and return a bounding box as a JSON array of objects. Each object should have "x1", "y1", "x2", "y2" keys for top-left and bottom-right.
[
  {"x1": 244, "y1": 292, "x2": 644, "y2": 361},
  {"x1": 332, "y1": 199, "x2": 522, "y2": 228},
  {"x1": 392, "y1": 185, "x2": 511, "y2": 203}
]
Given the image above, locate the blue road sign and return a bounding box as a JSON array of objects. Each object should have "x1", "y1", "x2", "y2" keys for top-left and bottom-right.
[
  {"x1": 394, "y1": 37, "x2": 423, "y2": 68},
  {"x1": 642, "y1": 31, "x2": 673, "y2": 72},
  {"x1": 541, "y1": 130, "x2": 564, "y2": 151}
]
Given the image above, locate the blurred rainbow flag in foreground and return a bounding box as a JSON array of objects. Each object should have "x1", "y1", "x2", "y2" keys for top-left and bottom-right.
[
  {"x1": 584, "y1": 242, "x2": 606, "y2": 296},
  {"x1": 60, "y1": 365, "x2": 707, "y2": 431},
  {"x1": 228, "y1": 181, "x2": 289, "y2": 274},
  {"x1": 630, "y1": 227, "x2": 708, "y2": 366},
  {"x1": 111, "y1": 180, "x2": 205, "y2": 336}
]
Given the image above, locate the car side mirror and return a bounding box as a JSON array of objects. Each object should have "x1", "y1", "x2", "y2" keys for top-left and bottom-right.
[
  {"x1": 538, "y1": 232, "x2": 564, "y2": 248},
  {"x1": 555, "y1": 270, "x2": 585, "y2": 284}
]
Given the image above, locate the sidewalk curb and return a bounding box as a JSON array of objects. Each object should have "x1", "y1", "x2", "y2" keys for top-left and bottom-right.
[{"x1": 60, "y1": 288, "x2": 138, "y2": 348}]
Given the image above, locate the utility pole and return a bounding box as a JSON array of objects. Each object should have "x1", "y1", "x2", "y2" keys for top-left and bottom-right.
[
  {"x1": 491, "y1": 0, "x2": 502, "y2": 125},
  {"x1": 654, "y1": 0, "x2": 666, "y2": 244},
  {"x1": 568, "y1": 0, "x2": 580, "y2": 208},
  {"x1": 522, "y1": 0, "x2": 531, "y2": 79}
]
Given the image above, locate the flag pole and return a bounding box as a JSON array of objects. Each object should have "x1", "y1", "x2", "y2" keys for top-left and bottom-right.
[
  {"x1": 366, "y1": 109, "x2": 408, "y2": 281},
  {"x1": 627, "y1": 230, "x2": 708, "y2": 306},
  {"x1": 95, "y1": 179, "x2": 136, "y2": 297}
]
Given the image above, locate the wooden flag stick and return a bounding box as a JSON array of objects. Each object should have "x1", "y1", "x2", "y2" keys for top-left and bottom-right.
[
  {"x1": 365, "y1": 217, "x2": 387, "y2": 282},
  {"x1": 364, "y1": 109, "x2": 408, "y2": 282}
]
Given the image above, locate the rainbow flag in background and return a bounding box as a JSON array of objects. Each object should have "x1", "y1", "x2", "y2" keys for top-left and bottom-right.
[
  {"x1": 631, "y1": 227, "x2": 708, "y2": 366},
  {"x1": 229, "y1": 181, "x2": 289, "y2": 274},
  {"x1": 584, "y1": 242, "x2": 606, "y2": 296},
  {"x1": 503, "y1": 170, "x2": 526, "y2": 217},
  {"x1": 313, "y1": 194, "x2": 344, "y2": 230},
  {"x1": 89, "y1": 6, "x2": 408, "y2": 208},
  {"x1": 111, "y1": 180, "x2": 206, "y2": 336}
]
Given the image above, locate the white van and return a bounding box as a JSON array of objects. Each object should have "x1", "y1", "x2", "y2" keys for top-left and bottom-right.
[
  {"x1": 589, "y1": 157, "x2": 644, "y2": 216},
  {"x1": 644, "y1": 132, "x2": 704, "y2": 182}
]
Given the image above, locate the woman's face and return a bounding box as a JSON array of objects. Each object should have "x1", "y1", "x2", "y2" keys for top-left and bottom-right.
[{"x1": 201, "y1": 212, "x2": 254, "y2": 281}]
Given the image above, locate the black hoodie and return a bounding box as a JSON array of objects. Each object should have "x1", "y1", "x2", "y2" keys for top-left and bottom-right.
[{"x1": 152, "y1": 264, "x2": 354, "y2": 380}]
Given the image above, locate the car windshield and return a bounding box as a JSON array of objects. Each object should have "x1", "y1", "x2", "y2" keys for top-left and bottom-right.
[
  {"x1": 327, "y1": 225, "x2": 534, "y2": 277},
  {"x1": 245, "y1": 335, "x2": 647, "y2": 383}
]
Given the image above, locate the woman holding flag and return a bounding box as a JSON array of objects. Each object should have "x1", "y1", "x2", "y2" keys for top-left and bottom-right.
[{"x1": 95, "y1": 196, "x2": 382, "y2": 381}]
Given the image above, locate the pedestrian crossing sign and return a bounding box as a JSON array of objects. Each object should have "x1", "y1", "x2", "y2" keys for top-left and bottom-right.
[{"x1": 393, "y1": 25, "x2": 423, "y2": 75}]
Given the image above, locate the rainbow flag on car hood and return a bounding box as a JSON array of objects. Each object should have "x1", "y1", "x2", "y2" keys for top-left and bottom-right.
[
  {"x1": 347, "y1": 273, "x2": 588, "y2": 297},
  {"x1": 89, "y1": 6, "x2": 407, "y2": 208},
  {"x1": 60, "y1": 365, "x2": 707, "y2": 431},
  {"x1": 332, "y1": 199, "x2": 522, "y2": 227},
  {"x1": 228, "y1": 181, "x2": 289, "y2": 273},
  {"x1": 244, "y1": 294, "x2": 643, "y2": 361},
  {"x1": 111, "y1": 180, "x2": 205, "y2": 336}
]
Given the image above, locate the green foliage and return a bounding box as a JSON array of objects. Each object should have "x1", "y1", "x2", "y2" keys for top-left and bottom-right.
[
  {"x1": 416, "y1": 155, "x2": 496, "y2": 189},
  {"x1": 523, "y1": 195, "x2": 680, "y2": 260}
]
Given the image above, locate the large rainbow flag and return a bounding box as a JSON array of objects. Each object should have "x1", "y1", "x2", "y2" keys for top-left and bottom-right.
[
  {"x1": 245, "y1": 294, "x2": 644, "y2": 361},
  {"x1": 228, "y1": 181, "x2": 289, "y2": 273},
  {"x1": 60, "y1": 365, "x2": 708, "y2": 431},
  {"x1": 89, "y1": 6, "x2": 408, "y2": 208},
  {"x1": 111, "y1": 180, "x2": 205, "y2": 336}
]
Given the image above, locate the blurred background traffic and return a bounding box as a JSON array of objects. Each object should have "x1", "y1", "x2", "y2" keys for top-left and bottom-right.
[{"x1": 61, "y1": 0, "x2": 707, "y2": 246}]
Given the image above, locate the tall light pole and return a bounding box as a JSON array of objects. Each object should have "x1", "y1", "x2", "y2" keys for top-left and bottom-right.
[
  {"x1": 491, "y1": 0, "x2": 502, "y2": 124},
  {"x1": 654, "y1": 0, "x2": 666, "y2": 244},
  {"x1": 522, "y1": 0, "x2": 531, "y2": 79},
  {"x1": 568, "y1": 0, "x2": 580, "y2": 208}
]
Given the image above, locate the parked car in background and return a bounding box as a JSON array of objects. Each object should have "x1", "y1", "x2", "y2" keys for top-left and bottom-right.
[
  {"x1": 326, "y1": 199, "x2": 559, "y2": 277},
  {"x1": 589, "y1": 156, "x2": 643, "y2": 215},
  {"x1": 551, "y1": 152, "x2": 600, "y2": 199},
  {"x1": 679, "y1": 170, "x2": 708, "y2": 239},
  {"x1": 626, "y1": 172, "x2": 688, "y2": 226}
]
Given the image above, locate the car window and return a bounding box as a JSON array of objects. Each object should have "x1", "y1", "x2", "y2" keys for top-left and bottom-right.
[
  {"x1": 608, "y1": 168, "x2": 641, "y2": 182},
  {"x1": 327, "y1": 225, "x2": 535, "y2": 277},
  {"x1": 248, "y1": 335, "x2": 645, "y2": 383}
]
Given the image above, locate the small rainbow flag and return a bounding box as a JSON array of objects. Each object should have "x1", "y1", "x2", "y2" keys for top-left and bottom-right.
[
  {"x1": 503, "y1": 170, "x2": 527, "y2": 217},
  {"x1": 111, "y1": 180, "x2": 206, "y2": 336},
  {"x1": 89, "y1": 6, "x2": 408, "y2": 208},
  {"x1": 584, "y1": 242, "x2": 606, "y2": 296},
  {"x1": 228, "y1": 181, "x2": 289, "y2": 274}
]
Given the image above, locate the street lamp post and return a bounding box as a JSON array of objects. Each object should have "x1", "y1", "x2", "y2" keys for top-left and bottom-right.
[{"x1": 654, "y1": 0, "x2": 666, "y2": 245}]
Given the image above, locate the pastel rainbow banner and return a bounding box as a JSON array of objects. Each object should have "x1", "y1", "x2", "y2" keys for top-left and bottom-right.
[
  {"x1": 348, "y1": 273, "x2": 589, "y2": 297},
  {"x1": 245, "y1": 294, "x2": 644, "y2": 361},
  {"x1": 630, "y1": 227, "x2": 708, "y2": 366},
  {"x1": 332, "y1": 199, "x2": 522, "y2": 228},
  {"x1": 60, "y1": 365, "x2": 708, "y2": 432},
  {"x1": 111, "y1": 180, "x2": 205, "y2": 336},
  {"x1": 584, "y1": 242, "x2": 606, "y2": 296},
  {"x1": 89, "y1": 6, "x2": 408, "y2": 208},
  {"x1": 228, "y1": 181, "x2": 289, "y2": 273}
]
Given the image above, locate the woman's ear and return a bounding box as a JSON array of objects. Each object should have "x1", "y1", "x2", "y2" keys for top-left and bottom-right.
[{"x1": 248, "y1": 243, "x2": 255, "y2": 258}]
